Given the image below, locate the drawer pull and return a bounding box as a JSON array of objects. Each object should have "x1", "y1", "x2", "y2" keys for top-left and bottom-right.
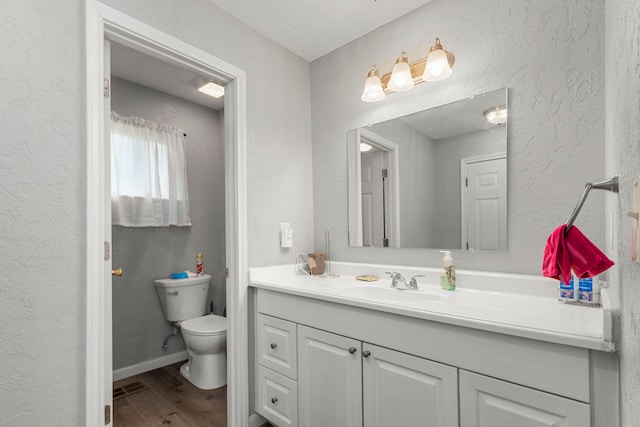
[
  {"x1": 271, "y1": 397, "x2": 278, "y2": 404},
  {"x1": 362, "y1": 350, "x2": 371, "y2": 358},
  {"x1": 348, "y1": 347, "x2": 357, "y2": 354},
  {"x1": 270, "y1": 343, "x2": 277, "y2": 349}
]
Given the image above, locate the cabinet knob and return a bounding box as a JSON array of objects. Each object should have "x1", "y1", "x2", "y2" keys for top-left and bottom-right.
[
  {"x1": 348, "y1": 346, "x2": 357, "y2": 354},
  {"x1": 362, "y1": 350, "x2": 371, "y2": 358},
  {"x1": 271, "y1": 397, "x2": 278, "y2": 404},
  {"x1": 270, "y1": 343, "x2": 277, "y2": 349}
]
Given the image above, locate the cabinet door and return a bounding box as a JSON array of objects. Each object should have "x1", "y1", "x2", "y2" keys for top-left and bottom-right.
[
  {"x1": 362, "y1": 343, "x2": 458, "y2": 427},
  {"x1": 298, "y1": 325, "x2": 363, "y2": 427},
  {"x1": 460, "y1": 370, "x2": 590, "y2": 427}
]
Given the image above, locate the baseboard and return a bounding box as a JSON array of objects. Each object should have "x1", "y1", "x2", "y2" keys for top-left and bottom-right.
[{"x1": 113, "y1": 351, "x2": 188, "y2": 382}]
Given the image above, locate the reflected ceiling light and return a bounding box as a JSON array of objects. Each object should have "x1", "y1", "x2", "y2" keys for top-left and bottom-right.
[
  {"x1": 484, "y1": 106, "x2": 508, "y2": 125},
  {"x1": 197, "y1": 81, "x2": 225, "y2": 98},
  {"x1": 360, "y1": 38, "x2": 455, "y2": 102},
  {"x1": 387, "y1": 52, "x2": 415, "y2": 92},
  {"x1": 360, "y1": 142, "x2": 373, "y2": 152},
  {"x1": 360, "y1": 66, "x2": 386, "y2": 103}
]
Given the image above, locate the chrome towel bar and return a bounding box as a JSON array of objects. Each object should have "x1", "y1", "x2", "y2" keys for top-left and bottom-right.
[{"x1": 565, "y1": 176, "x2": 619, "y2": 236}]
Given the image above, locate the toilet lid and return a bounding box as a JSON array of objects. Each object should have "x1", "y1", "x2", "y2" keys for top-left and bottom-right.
[{"x1": 181, "y1": 315, "x2": 227, "y2": 336}]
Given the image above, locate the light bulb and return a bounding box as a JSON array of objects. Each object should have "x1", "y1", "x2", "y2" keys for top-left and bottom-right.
[
  {"x1": 361, "y1": 66, "x2": 386, "y2": 103},
  {"x1": 422, "y1": 38, "x2": 453, "y2": 82},
  {"x1": 484, "y1": 106, "x2": 507, "y2": 125},
  {"x1": 387, "y1": 52, "x2": 414, "y2": 92}
]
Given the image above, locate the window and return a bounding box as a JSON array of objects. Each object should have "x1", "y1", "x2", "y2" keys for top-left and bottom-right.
[{"x1": 110, "y1": 112, "x2": 191, "y2": 227}]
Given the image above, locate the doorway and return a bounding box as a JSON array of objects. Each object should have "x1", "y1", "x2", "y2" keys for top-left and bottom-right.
[
  {"x1": 85, "y1": 2, "x2": 248, "y2": 426},
  {"x1": 460, "y1": 154, "x2": 507, "y2": 251}
]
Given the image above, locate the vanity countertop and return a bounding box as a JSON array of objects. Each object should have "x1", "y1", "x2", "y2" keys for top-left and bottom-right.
[{"x1": 249, "y1": 262, "x2": 614, "y2": 352}]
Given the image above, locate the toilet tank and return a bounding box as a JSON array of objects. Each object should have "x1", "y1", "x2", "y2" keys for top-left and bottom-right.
[{"x1": 154, "y1": 274, "x2": 211, "y2": 322}]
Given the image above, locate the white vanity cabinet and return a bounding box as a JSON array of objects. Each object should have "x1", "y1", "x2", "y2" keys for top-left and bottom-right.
[{"x1": 252, "y1": 287, "x2": 614, "y2": 427}]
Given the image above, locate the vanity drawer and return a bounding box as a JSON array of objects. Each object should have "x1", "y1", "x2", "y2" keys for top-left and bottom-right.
[
  {"x1": 257, "y1": 365, "x2": 298, "y2": 427},
  {"x1": 257, "y1": 313, "x2": 298, "y2": 379}
]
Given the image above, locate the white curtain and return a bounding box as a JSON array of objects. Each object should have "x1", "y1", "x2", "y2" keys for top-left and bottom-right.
[{"x1": 111, "y1": 112, "x2": 192, "y2": 227}]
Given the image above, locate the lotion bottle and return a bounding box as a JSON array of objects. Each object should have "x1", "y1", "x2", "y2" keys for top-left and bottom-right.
[{"x1": 440, "y1": 250, "x2": 456, "y2": 291}]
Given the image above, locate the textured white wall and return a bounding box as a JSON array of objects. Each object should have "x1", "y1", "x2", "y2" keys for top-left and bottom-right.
[
  {"x1": 0, "y1": 1, "x2": 85, "y2": 425},
  {"x1": 0, "y1": 0, "x2": 312, "y2": 424},
  {"x1": 110, "y1": 77, "x2": 225, "y2": 370},
  {"x1": 605, "y1": 0, "x2": 640, "y2": 425},
  {"x1": 311, "y1": 0, "x2": 606, "y2": 274}
]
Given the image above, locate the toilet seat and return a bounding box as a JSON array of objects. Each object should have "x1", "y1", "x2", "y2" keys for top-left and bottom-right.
[{"x1": 181, "y1": 314, "x2": 227, "y2": 336}]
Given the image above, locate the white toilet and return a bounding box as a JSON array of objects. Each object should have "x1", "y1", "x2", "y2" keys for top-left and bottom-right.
[{"x1": 154, "y1": 274, "x2": 227, "y2": 390}]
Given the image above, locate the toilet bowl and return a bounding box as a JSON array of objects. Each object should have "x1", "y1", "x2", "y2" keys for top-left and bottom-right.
[
  {"x1": 179, "y1": 314, "x2": 227, "y2": 390},
  {"x1": 154, "y1": 274, "x2": 227, "y2": 390}
]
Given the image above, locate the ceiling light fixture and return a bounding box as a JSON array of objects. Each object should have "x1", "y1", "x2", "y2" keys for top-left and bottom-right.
[
  {"x1": 197, "y1": 81, "x2": 225, "y2": 98},
  {"x1": 484, "y1": 106, "x2": 508, "y2": 125},
  {"x1": 360, "y1": 142, "x2": 373, "y2": 152},
  {"x1": 360, "y1": 38, "x2": 455, "y2": 103}
]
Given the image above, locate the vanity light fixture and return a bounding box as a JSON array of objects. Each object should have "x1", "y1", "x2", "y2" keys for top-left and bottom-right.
[
  {"x1": 361, "y1": 66, "x2": 387, "y2": 102},
  {"x1": 360, "y1": 38, "x2": 455, "y2": 103},
  {"x1": 197, "y1": 81, "x2": 225, "y2": 98},
  {"x1": 387, "y1": 52, "x2": 415, "y2": 92},
  {"x1": 484, "y1": 105, "x2": 508, "y2": 125}
]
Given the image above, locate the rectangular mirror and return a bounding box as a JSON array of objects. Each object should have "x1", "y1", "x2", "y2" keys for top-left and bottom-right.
[{"x1": 348, "y1": 88, "x2": 508, "y2": 251}]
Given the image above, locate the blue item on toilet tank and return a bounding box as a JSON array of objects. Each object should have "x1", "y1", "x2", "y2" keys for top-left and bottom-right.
[{"x1": 170, "y1": 271, "x2": 189, "y2": 279}]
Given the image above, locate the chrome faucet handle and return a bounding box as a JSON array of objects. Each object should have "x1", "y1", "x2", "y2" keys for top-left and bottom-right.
[
  {"x1": 408, "y1": 275, "x2": 425, "y2": 290},
  {"x1": 385, "y1": 272, "x2": 407, "y2": 289}
]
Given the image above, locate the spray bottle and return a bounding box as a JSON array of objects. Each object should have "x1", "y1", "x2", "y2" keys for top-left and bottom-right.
[
  {"x1": 196, "y1": 252, "x2": 204, "y2": 276},
  {"x1": 440, "y1": 251, "x2": 456, "y2": 291}
]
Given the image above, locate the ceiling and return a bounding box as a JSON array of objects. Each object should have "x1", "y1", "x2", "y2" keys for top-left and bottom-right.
[
  {"x1": 110, "y1": 0, "x2": 434, "y2": 110},
  {"x1": 205, "y1": 0, "x2": 434, "y2": 62}
]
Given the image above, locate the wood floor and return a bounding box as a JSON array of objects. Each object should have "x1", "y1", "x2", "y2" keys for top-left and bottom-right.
[{"x1": 113, "y1": 362, "x2": 227, "y2": 426}]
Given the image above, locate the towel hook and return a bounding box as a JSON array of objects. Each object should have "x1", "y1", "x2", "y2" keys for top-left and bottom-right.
[{"x1": 565, "y1": 176, "x2": 619, "y2": 235}]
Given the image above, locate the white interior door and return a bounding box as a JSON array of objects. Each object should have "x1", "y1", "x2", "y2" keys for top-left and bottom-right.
[
  {"x1": 361, "y1": 151, "x2": 386, "y2": 247},
  {"x1": 103, "y1": 39, "x2": 114, "y2": 426},
  {"x1": 463, "y1": 156, "x2": 507, "y2": 251}
]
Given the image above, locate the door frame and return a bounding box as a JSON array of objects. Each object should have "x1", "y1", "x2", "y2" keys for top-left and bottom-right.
[
  {"x1": 460, "y1": 152, "x2": 506, "y2": 251},
  {"x1": 85, "y1": 2, "x2": 248, "y2": 426},
  {"x1": 347, "y1": 128, "x2": 400, "y2": 247}
]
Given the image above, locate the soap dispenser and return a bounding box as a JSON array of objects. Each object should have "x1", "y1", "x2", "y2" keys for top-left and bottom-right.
[{"x1": 440, "y1": 251, "x2": 456, "y2": 291}]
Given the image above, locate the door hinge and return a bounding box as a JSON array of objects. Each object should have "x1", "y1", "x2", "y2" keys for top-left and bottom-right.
[
  {"x1": 382, "y1": 168, "x2": 388, "y2": 178},
  {"x1": 465, "y1": 177, "x2": 468, "y2": 187},
  {"x1": 104, "y1": 404, "x2": 111, "y2": 425},
  {"x1": 225, "y1": 267, "x2": 229, "y2": 278},
  {"x1": 103, "y1": 78, "x2": 110, "y2": 98},
  {"x1": 104, "y1": 241, "x2": 110, "y2": 261}
]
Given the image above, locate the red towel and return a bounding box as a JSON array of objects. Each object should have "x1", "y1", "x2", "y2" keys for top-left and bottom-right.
[{"x1": 542, "y1": 224, "x2": 614, "y2": 284}]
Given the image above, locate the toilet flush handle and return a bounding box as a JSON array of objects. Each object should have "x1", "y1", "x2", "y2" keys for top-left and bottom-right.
[{"x1": 167, "y1": 290, "x2": 179, "y2": 296}]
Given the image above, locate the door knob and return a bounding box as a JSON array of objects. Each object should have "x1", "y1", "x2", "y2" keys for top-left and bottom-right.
[{"x1": 112, "y1": 268, "x2": 123, "y2": 276}]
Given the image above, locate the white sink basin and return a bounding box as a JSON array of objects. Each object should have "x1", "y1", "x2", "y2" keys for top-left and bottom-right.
[{"x1": 340, "y1": 286, "x2": 446, "y2": 303}]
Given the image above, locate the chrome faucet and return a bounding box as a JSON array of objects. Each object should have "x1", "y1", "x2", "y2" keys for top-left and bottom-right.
[
  {"x1": 386, "y1": 272, "x2": 408, "y2": 290},
  {"x1": 386, "y1": 272, "x2": 424, "y2": 290}
]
